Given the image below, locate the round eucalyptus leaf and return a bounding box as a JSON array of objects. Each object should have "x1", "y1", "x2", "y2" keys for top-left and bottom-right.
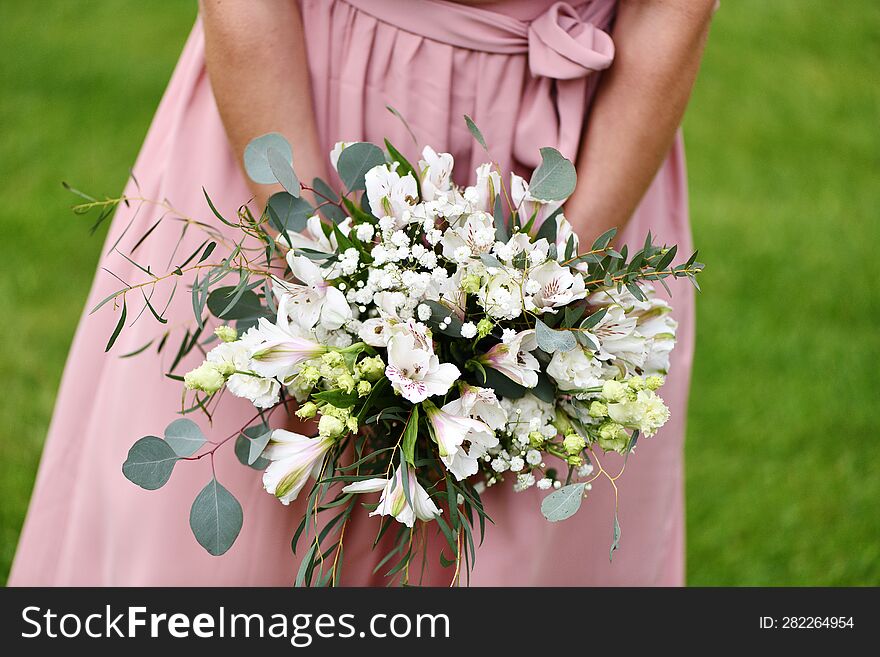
[
  {"x1": 234, "y1": 434, "x2": 270, "y2": 470},
  {"x1": 529, "y1": 147, "x2": 576, "y2": 201},
  {"x1": 535, "y1": 317, "x2": 578, "y2": 353},
  {"x1": 267, "y1": 146, "x2": 301, "y2": 197},
  {"x1": 336, "y1": 142, "x2": 385, "y2": 192},
  {"x1": 267, "y1": 192, "x2": 312, "y2": 234},
  {"x1": 541, "y1": 483, "x2": 586, "y2": 522},
  {"x1": 122, "y1": 436, "x2": 178, "y2": 490},
  {"x1": 164, "y1": 418, "x2": 206, "y2": 457},
  {"x1": 243, "y1": 132, "x2": 293, "y2": 185},
  {"x1": 189, "y1": 477, "x2": 243, "y2": 556}
]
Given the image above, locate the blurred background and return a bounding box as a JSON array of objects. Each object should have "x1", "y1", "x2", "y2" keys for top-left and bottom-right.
[{"x1": 0, "y1": 1, "x2": 877, "y2": 585}]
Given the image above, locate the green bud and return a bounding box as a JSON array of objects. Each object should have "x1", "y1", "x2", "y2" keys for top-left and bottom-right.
[
  {"x1": 357, "y1": 380, "x2": 372, "y2": 397},
  {"x1": 597, "y1": 421, "x2": 630, "y2": 454},
  {"x1": 213, "y1": 325, "x2": 238, "y2": 343},
  {"x1": 566, "y1": 454, "x2": 584, "y2": 466},
  {"x1": 528, "y1": 431, "x2": 546, "y2": 448},
  {"x1": 321, "y1": 351, "x2": 345, "y2": 368},
  {"x1": 563, "y1": 433, "x2": 586, "y2": 455},
  {"x1": 346, "y1": 415, "x2": 359, "y2": 433},
  {"x1": 553, "y1": 408, "x2": 574, "y2": 435},
  {"x1": 336, "y1": 372, "x2": 356, "y2": 394},
  {"x1": 213, "y1": 361, "x2": 236, "y2": 377},
  {"x1": 627, "y1": 376, "x2": 645, "y2": 391},
  {"x1": 476, "y1": 317, "x2": 494, "y2": 339},
  {"x1": 588, "y1": 401, "x2": 608, "y2": 418},
  {"x1": 295, "y1": 401, "x2": 319, "y2": 419},
  {"x1": 645, "y1": 375, "x2": 665, "y2": 391},
  {"x1": 183, "y1": 362, "x2": 225, "y2": 394},
  {"x1": 462, "y1": 274, "x2": 482, "y2": 294},
  {"x1": 601, "y1": 380, "x2": 628, "y2": 403},
  {"x1": 318, "y1": 414, "x2": 346, "y2": 439},
  {"x1": 355, "y1": 355, "x2": 385, "y2": 382},
  {"x1": 299, "y1": 365, "x2": 321, "y2": 388}
]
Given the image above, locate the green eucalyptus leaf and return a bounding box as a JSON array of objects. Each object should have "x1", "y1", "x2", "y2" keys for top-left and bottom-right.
[
  {"x1": 267, "y1": 146, "x2": 301, "y2": 196},
  {"x1": 267, "y1": 191, "x2": 312, "y2": 233},
  {"x1": 541, "y1": 483, "x2": 586, "y2": 522},
  {"x1": 122, "y1": 436, "x2": 178, "y2": 490},
  {"x1": 189, "y1": 477, "x2": 243, "y2": 556},
  {"x1": 164, "y1": 418, "x2": 206, "y2": 457},
  {"x1": 535, "y1": 317, "x2": 577, "y2": 353},
  {"x1": 529, "y1": 147, "x2": 576, "y2": 201},
  {"x1": 244, "y1": 132, "x2": 293, "y2": 185},
  {"x1": 337, "y1": 142, "x2": 385, "y2": 192},
  {"x1": 424, "y1": 301, "x2": 464, "y2": 338},
  {"x1": 235, "y1": 434, "x2": 270, "y2": 470}
]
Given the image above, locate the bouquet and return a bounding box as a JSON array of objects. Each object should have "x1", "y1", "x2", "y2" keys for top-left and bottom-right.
[{"x1": 82, "y1": 114, "x2": 702, "y2": 586}]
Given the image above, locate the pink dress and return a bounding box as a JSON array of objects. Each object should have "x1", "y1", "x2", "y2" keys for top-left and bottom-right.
[{"x1": 10, "y1": 0, "x2": 693, "y2": 586}]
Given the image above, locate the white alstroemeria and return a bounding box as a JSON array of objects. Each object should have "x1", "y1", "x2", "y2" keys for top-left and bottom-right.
[
  {"x1": 343, "y1": 465, "x2": 441, "y2": 527},
  {"x1": 523, "y1": 260, "x2": 586, "y2": 313},
  {"x1": 607, "y1": 389, "x2": 670, "y2": 437},
  {"x1": 385, "y1": 321, "x2": 459, "y2": 402},
  {"x1": 275, "y1": 254, "x2": 352, "y2": 330},
  {"x1": 329, "y1": 141, "x2": 349, "y2": 171},
  {"x1": 636, "y1": 303, "x2": 678, "y2": 376},
  {"x1": 206, "y1": 336, "x2": 281, "y2": 408},
  {"x1": 463, "y1": 163, "x2": 502, "y2": 213},
  {"x1": 279, "y1": 215, "x2": 351, "y2": 257},
  {"x1": 449, "y1": 384, "x2": 508, "y2": 430},
  {"x1": 357, "y1": 317, "x2": 392, "y2": 347},
  {"x1": 552, "y1": 213, "x2": 583, "y2": 266},
  {"x1": 423, "y1": 399, "x2": 495, "y2": 478},
  {"x1": 478, "y1": 329, "x2": 540, "y2": 388},
  {"x1": 437, "y1": 389, "x2": 503, "y2": 480},
  {"x1": 418, "y1": 146, "x2": 454, "y2": 201},
  {"x1": 510, "y1": 172, "x2": 563, "y2": 221},
  {"x1": 477, "y1": 269, "x2": 523, "y2": 320},
  {"x1": 262, "y1": 430, "x2": 334, "y2": 505},
  {"x1": 249, "y1": 317, "x2": 328, "y2": 381},
  {"x1": 440, "y1": 211, "x2": 496, "y2": 260},
  {"x1": 494, "y1": 232, "x2": 550, "y2": 267},
  {"x1": 546, "y1": 347, "x2": 605, "y2": 392},
  {"x1": 586, "y1": 305, "x2": 647, "y2": 369},
  {"x1": 364, "y1": 163, "x2": 418, "y2": 223}
]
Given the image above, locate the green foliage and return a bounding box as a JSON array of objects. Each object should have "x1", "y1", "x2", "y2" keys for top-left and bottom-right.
[
  {"x1": 528, "y1": 147, "x2": 577, "y2": 201},
  {"x1": 163, "y1": 418, "x2": 206, "y2": 457},
  {"x1": 122, "y1": 436, "x2": 178, "y2": 490},
  {"x1": 541, "y1": 483, "x2": 586, "y2": 522},
  {"x1": 336, "y1": 142, "x2": 385, "y2": 192},
  {"x1": 189, "y1": 477, "x2": 243, "y2": 556}
]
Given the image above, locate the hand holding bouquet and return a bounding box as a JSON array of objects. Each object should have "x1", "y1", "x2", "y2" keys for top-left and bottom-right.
[{"x1": 85, "y1": 116, "x2": 703, "y2": 585}]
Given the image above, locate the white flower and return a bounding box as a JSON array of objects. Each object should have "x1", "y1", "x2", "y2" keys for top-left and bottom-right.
[
  {"x1": 546, "y1": 347, "x2": 604, "y2": 391},
  {"x1": 479, "y1": 329, "x2": 540, "y2": 388},
  {"x1": 248, "y1": 317, "x2": 328, "y2": 381},
  {"x1": 262, "y1": 430, "x2": 334, "y2": 505},
  {"x1": 419, "y1": 146, "x2": 454, "y2": 201},
  {"x1": 524, "y1": 260, "x2": 586, "y2": 313},
  {"x1": 607, "y1": 389, "x2": 670, "y2": 437},
  {"x1": 526, "y1": 449, "x2": 542, "y2": 465},
  {"x1": 537, "y1": 477, "x2": 553, "y2": 490},
  {"x1": 342, "y1": 465, "x2": 441, "y2": 527},
  {"x1": 280, "y1": 214, "x2": 351, "y2": 257},
  {"x1": 552, "y1": 213, "x2": 582, "y2": 265},
  {"x1": 587, "y1": 305, "x2": 646, "y2": 369},
  {"x1": 460, "y1": 321, "x2": 477, "y2": 339},
  {"x1": 441, "y1": 211, "x2": 496, "y2": 260},
  {"x1": 329, "y1": 141, "x2": 348, "y2": 171},
  {"x1": 463, "y1": 163, "x2": 502, "y2": 213},
  {"x1": 385, "y1": 320, "x2": 459, "y2": 403},
  {"x1": 275, "y1": 254, "x2": 352, "y2": 330},
  {"x1": 365, "y1": 163, "x2": 418, "y2": 224},
  {"x1": 449, "y1": 383, "x2": 508, "y2": 430},
  {"x1": 501, "y1": 393, "x2": 556, "y2": 441},
  {"x1": 478, "y1": 270, "x2": 523, "y2": 320},
  {"x1": 355, "y1": 222, "x2": 375, "y2": 242},
  {"x1": 424, "y1": 400, "x2": 496, "y2": 480}
]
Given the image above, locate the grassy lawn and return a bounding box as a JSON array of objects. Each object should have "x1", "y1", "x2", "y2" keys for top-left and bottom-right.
[{"x1": 0, "y1": 1, "x2": 877, "y2": 585}]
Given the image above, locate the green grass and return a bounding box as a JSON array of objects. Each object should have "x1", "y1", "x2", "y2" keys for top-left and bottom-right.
[{"x1": 0, "y1": 0, "x2": 877, "y2": 585}]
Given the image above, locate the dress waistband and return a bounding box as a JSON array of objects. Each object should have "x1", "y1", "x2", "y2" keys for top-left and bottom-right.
[{"x1": 341, "y1": 0, "x2": 615, "y2": 79}]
